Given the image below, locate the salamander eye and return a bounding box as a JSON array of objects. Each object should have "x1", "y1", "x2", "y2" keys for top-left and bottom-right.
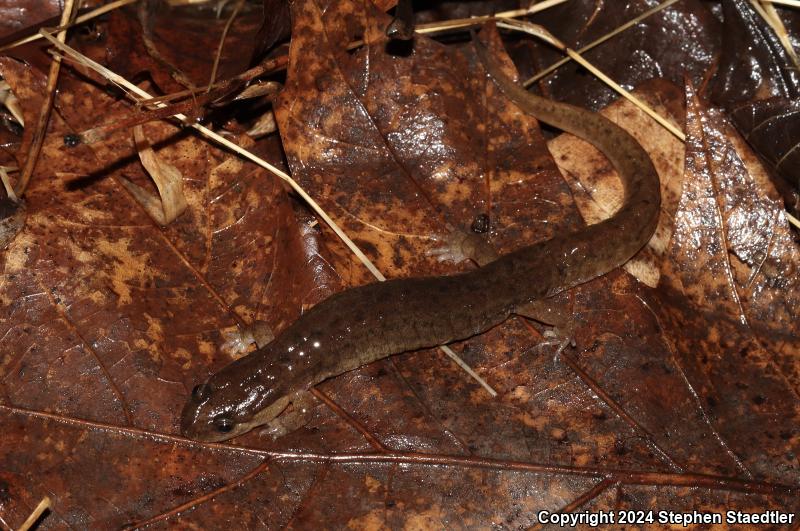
[
  {"x1": 192, "y1": 383, "x2": 211, "y2": 401},
  {"x1": 214, "y1": 416, "x2": 235, "y2": 433}
]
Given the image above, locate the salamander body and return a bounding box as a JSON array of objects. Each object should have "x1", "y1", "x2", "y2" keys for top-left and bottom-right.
[{"x1": 180, "y1": 39, "x2": 661, "y2": 442}]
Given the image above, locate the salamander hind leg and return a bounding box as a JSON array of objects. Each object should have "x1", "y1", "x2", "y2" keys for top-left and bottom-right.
[{"x1": 515, "y1": 299, "x2": 576, "y2": 362}]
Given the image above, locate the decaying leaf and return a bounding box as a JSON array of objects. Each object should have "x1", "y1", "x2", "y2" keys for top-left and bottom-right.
[
  {"x1": 0, "y1": 0, "x2": 798, "y2": 528},
  {"x1": 0, "y1": 37, "x2": 321, "y2": 456},
  {"x1": 657, "y1": 81, "x2": 800, "y2": 483},
  {"x1": 274, "y1": 1, "x2": 580, "y2": 279},
  {"x1": 120, "y1": 123, "x2": 189, "y2": 226},
  {"x1": 250, "y1": 0, "x2": 292, "y2": 62},
  {"x1": 245, "y1": 108, "x2": 277, "y2": 138},
  {"x1": 708, "y1": 0, "x2": 800, "y2": 200},
  {"x1": 0, "y1": 195, "x2": 24, "y2": 250}
]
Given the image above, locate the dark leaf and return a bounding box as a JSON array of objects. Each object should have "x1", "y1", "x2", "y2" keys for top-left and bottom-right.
[
  {"x1": 0, "y1": 0, "x2": 798, "y2": 527},
  {"x1": 95, "y1": 1, "x2": 266, "y2": 93},
  {"x1": 250, "y1": 0, "x2": 292, "y2": 64},
  {"x1": 0, "y1": 0, "x2": 61, "y2": 41},
  {"x1": 0, "y1": 0, "x2": 64, "y2": 72},
  {"x1": 526, "y1": 0, "x2": 720, "y2": 110},
  {"x1": 711, "y1": 0, "x2": 800, "y2": 106},
  {"x1": 731, "y1": 96, "x2": 800, "y2": 193}
]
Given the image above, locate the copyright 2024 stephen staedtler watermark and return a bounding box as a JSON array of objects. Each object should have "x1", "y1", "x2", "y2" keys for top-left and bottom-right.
[{"x1": 536, "y1": 509, "x2": 795, "y2": 527}]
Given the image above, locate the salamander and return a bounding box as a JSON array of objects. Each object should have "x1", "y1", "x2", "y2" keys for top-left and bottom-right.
[{"x1": 180, "y1": 38, "x2": 662, "y2": 442}]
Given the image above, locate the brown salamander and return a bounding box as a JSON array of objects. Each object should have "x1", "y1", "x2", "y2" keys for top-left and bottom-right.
[{"x1": 180, "y1": 39, "x2": 661, "y2": 442}]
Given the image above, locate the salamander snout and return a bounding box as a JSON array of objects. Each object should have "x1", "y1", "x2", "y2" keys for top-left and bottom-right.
[
  {"x1": 180, "y1": 337, "x2": 303, "y2": 441},
  {"x1": 180, "y1": 378, "x2": 252, "y2": 442}
]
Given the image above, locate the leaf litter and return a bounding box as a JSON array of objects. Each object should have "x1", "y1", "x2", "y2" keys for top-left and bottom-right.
[{"x1": 0, "y1": 0, "x2": 798, "y2": 528}]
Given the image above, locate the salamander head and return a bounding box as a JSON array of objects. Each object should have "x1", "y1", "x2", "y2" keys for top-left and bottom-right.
[{"x1": 180, "y1": 354, "x2": 290, "y2": 442}]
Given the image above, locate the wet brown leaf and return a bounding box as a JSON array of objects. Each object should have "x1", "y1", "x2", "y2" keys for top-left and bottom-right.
[
  {"x1": 708, "y1": 0, "x2": 800, "y2": 201},
  {"x1": 730, "y1": 96, "x2": 800, "y2": 194},
  {"x1": 274, "y1": 2, "x2": 579, "y2": 278},
  {"x1": 0, "y1": 0, "x2": 799, "y2": 528},
  {"x1": 0, "y1": 0, "x2": 62, "y2": 40},
  {"x1": 526, "y1": 0, "x2": 720, "y2": 110},
  {"x1": 92, "y1": 2, "x2": 266, "y2": 94},
  {"x1": 657, "y1": 81, "x2": 800, "y2": 483},
  {"x1": 250, "y1": 0, "x2": 292, "y2": 63},
  {"x1": 0, "y1": 50, "x2": 331, "y2": 526},
  {"x1": 0, "y1": 0, "x2": 63, "y2": 71},
  {"x1": 711, "y1": 0, "x2": 800, "y2": 106}
]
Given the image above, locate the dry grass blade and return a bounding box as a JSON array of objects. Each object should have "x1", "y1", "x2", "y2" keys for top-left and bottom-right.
[
  {"x1": 0, "y1": 0, "x2": 138, "y2": 52},
  {"x1": 17, "y1": 496, "x2": 51, "y2": 531},
  {"x1": 407, "y1": 0, "x2": 570, "y2": 35},
  {"x1": 496, "y1": 18, "x2": 686, "y2": 141},
  {"x1": 752, "y1": 0, "x2": 800, "y2": 68},
  {"x1": 36, "y1": 28, "x2": 498, "y2": 396},
  {"x1": 761, "y1": 0, "x2": 800, "y2": 7},
  {"x1": 441, "y1": 344, "x2": 496, "y2": 396}
]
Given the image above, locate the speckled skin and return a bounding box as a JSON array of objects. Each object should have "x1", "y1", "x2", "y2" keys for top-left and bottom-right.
[{"x1": 180, "y1": 42, "x2": 661, "y2": 442}]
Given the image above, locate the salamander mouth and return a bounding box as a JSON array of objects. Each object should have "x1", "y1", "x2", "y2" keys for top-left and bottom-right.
[
  {"x1": 178, "y1": 397, "x2": 226, "y2": 442},
  {"x1": 179, "y1": 392, "x2": 296, "y2": 442},
  {"x1": 180, "y1": 402, "x2": 249, "y2": 442}
]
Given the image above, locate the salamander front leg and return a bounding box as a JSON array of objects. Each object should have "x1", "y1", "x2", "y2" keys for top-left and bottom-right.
[
  {"x1": 430, "y1": 228, "x2": 577, "y2": 360},
  {"x1": 427, "y1": 229, "x2": 499, "y2": 267},
  {"x1": 260, "y1": 390, "x2": 318, "y2": 440},
  {"x1": 221, "y1": 320, "x2": 275, "y2": 356}
]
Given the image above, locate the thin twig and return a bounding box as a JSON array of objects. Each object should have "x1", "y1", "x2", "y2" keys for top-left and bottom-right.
[
  {"x1": 38, "y1": 29, "x2": 497, "y2": 396},
  {"x1": 207, "y1": 0, "x2": 246, "y2": 91},
  {"x1": 78, "y1": 54, "x2": 288, "y2": 144},
  {"x1": 14, "y1": 0, "x2": 77, "y2": 197},
  {"x1": 498, "y1": 18, "x2": 686, "y2": 141}
]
